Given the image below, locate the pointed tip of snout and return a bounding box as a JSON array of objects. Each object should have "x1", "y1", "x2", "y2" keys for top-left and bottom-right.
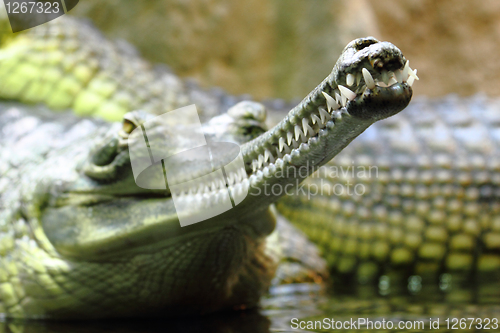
[{"x1": 348, "y1": 83, "x2": 413, "y2": 122}]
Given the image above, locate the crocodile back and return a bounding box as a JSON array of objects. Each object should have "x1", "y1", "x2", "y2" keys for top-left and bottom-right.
[
  {"x1": 0, "y1": 16, "x2": 253, "y2": 123},
  {"x1": 0, "y1": 103, "x2": 109, "y2": 227},
  {"x1": 277, "y1": 94, "x2": 500, "y2": 281},
  {"x1": 342, "y1": 94, "x2": 500, "y2": 158}
]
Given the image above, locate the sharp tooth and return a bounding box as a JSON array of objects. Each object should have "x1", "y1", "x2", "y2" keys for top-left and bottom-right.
[
  {"x1": 240, "y1": 168, "x2": 247, "y2": 181},
  {"x1": 407, "y1": 75, "x2": 415, "y2": 87},
  {"x1": 403, "y1": 60, "x2": 410, "y2": 81},
  {"x1": 311, "y1": 114, "x2": 321, "y2": 125},
  {"x1": 232, "y1": 171, "x2": 240, "y2": 184},
  {"x1": 321, "y1": 91, "x2": 339, "y2": 111},
  {"x1": 356, "y1": 73, "x2": 362, "y2": 86},
  {"x1": 234, "y1": 175, "x2": 241, "y2": 187},
  {"x1": 258, "y1": 154, "x2": 264, "y2": 168},
  {"x1": 302, "y1": 118, "x2": 313, "y2": 136},
  {"x1": 279, "y1": 137, "x2": 285, "y2": 152},
  {"x1": 409, "y1": 68, "x2": 419, "y2": 80},
  {"x1": 301, "y1": 119, "x2": 308, "y2": 135},
  {"x1": 294, "y1": 125, "x2": 303, "y2": 141},
  {"x1": 388, "y1": 77, "x2": 398, "y2": 85},
  {"x1": 395, "y1": 69, "x2": 403, "y2": 83},
  {"x1": 407, "y1": 69, "x2": 418, "y2": 86},
  {"x1": 346, "y1": 73, "x2": 355, "y2": 86},
  {"x1": 318, "y1": 107, "x2": 330, "y2": 123},
  {"x1": 264, "y1": 149, "x2": 271, "y2": 162},
  {"x1": 211, "y1": 181, "x2": 217, "y2": 190},
  {"x1": 335, "y1": 92, "x2": 342, "y2": 105},
  {"x1": 362, "y1": 68, "x2": 375, "y2": 89},
  {"x1": 381, "y1": 71, "x2": 390, "y2": 85},
  {"x1": 227, "y1": 173, "x2": 235, "y2": 185},
  {"x1": 340, "y1": 94, "x2": 347, "y2": 107},
  {"x1": 339, "y1": 84, "x2": 356, "y2": 102},
  {"x1": 287, "y1": 132, "x2": 293, "y2": 145},
  {"x1": 283, "y1": 143, "x2": 291, "y2": 154},
  {"x1": 252, "y1": 160, "x2": 257, "y2": 173}
]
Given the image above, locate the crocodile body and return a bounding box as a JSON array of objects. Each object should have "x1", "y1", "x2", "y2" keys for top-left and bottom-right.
[
  {"x1": 0, "y1": 103, "x2": 284, "y2": 319},
  {"x1": 0, "y1": 12, "x2": 252, "y2": 122},
  {"x1": 1, "y1": 9, "x2": 499, "y2": 325},
  {"x1": 0, "y1": 15, "x2": 415, "y2": 319}
]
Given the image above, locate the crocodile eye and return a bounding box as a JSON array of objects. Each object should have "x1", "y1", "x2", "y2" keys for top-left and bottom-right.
[
  {"x1": 240, "y1": 123, "x2": 267, "y2": 138},
  {"x1": 121, "y1": 110, "x2": 153, "y2": 136},
  {"x1": 122, "y1": 119, "x2": 137, "y2": 134}
]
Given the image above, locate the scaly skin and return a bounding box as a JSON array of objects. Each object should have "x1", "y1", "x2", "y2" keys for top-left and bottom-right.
[
  {"x1": 277, "y1": 94, "x2": 500, "y2": 283},
  {"x1": 0, "y1": 101, "x2": 282, "y2": 319},
  {"x1": 0, "y1": 14, "x2": 245, "y2": 121},
  {"x1": 0, "y1": 16, "x2": 413, "y2": 319}
]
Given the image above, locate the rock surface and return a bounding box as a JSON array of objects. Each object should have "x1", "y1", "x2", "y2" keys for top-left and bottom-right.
[{"x1": 71, "y1": 0, "x2": 499, "y2": 100}]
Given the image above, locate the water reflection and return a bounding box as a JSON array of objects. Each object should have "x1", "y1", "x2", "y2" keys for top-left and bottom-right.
[
  {"x1": 0, "y1": 311, "x2": 271, "y2": 333},
  {"x1": 2, "y1": 276, "x2": 499, "y2": 333},
  {"x1": 265, "y1": 275, "x2": 500, "y2": 332}
]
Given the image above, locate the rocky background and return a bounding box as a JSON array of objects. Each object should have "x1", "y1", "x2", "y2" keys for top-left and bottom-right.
[{"x1": 71, "y1": 0, "x2": 500, "y2": 100}]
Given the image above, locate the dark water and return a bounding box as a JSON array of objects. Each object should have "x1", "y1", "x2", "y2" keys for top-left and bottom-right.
[{"x1": 2, "y1": 276, "x2": 499, "y2": 333}]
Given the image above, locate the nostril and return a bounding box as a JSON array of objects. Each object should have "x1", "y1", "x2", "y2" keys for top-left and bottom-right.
[
  {"x1": 354, "y1": 37, "x2": 379, "y2": 51},
  {"x1": 92, "y1": 137, "x2": 119, "y2": 166}
]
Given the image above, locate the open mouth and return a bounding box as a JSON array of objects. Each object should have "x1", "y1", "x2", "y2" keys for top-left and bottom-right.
[{"x1": 242, "y1": 58, "x2": 418, "y2": 180}]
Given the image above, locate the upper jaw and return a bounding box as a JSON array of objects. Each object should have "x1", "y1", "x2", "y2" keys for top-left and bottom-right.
[
  {"x1": 235, "y1": 37, "x2": 415, "y2": 207},
  {"x1": 331, "y1": 37, "x2": 417, "y2": 120}
]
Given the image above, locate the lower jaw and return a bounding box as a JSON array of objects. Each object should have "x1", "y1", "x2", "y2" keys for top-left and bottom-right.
[
  {"x1": 237, "y1": 116, "x2": 374, "y2": 209},
  {"x1": 237, "y1": 88, "x2": 412, "y2": 207}
]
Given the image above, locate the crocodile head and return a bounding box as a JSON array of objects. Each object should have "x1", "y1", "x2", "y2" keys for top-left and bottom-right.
[
  {"x1": 238, "y1": 37, "x2": 415, "y2": 211},
  {"x1": 31, "y1": 37, "x2": 414, "y2": 318}
]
